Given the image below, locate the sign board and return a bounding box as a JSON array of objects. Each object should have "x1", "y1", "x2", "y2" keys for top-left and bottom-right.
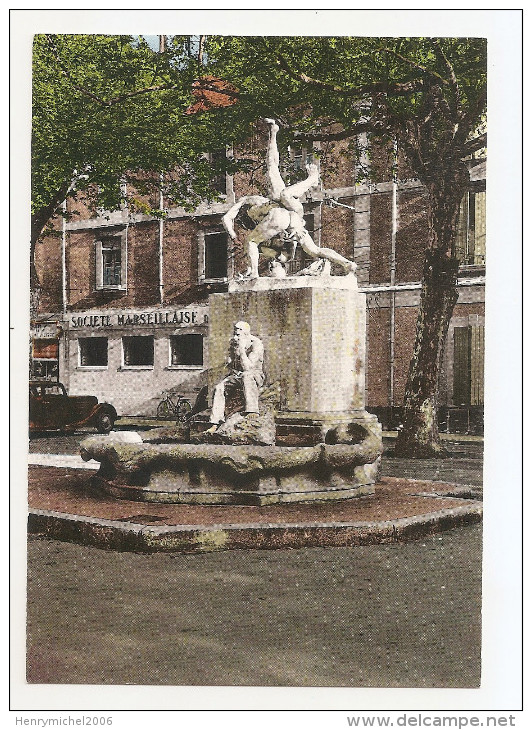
[{"x1": 68, "y1": 307, "x2": 209, "y2": 330}]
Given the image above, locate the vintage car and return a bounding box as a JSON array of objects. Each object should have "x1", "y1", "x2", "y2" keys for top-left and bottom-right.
[{"x1": 29, "y1": 381, "x2": 118, "y2": 434}]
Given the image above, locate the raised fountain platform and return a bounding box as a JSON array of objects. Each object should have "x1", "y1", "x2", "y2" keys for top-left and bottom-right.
[{"x1": 81, "y1": 413, "x2": 382, "y2": 506}]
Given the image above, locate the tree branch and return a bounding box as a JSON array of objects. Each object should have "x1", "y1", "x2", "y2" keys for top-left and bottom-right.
[
  {"x1": 292, "y1": 120, "x2": 380, "y2": 143},
  {"x1": 464, "y1": 86, "x2": 487, "y2": 128},
  {"x1": 45, "y1": 35, "x2": 112, "y2": 106},
  {"x1": 102, "y1": 83, "x2": 186, "y2": 106},
  {"x1": 379, "y1": 45, "x2": 448, "y2": 84},
  {"x1": 462, "y1": 132, "x2": 487, "y2": 156},
  {"x1": 430, "y1": 39, "x2": 461, "y2": 117},
  {"x1": 276, "y1": 53, "x2": 426, "y2": 97},
  {"x1": 198, "y1": 35, "x2": 206, "y2": 68}
]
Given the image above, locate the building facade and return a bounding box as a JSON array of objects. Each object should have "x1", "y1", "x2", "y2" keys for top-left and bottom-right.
[{"x1": 31, "y1": 132, "x2": 485, "y2": 431}]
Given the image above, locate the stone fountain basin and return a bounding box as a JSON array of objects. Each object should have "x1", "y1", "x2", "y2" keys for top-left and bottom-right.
[{"x1": 80, "y1": 432, "x2": 382, "y2": 506}]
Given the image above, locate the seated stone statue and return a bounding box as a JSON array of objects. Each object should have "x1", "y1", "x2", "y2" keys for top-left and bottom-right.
[{"x1": 207, "y1": 321, "x2": 265, "y2": 431}]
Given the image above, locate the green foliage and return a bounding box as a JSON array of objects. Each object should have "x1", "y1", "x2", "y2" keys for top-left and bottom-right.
[
  {"x1": 32, "y1": 34, "x2": 486, "y2": 242},
  {"x1": 32, "y1": 34, "x2": 249, "y2": 237},
  {"x1": 204, "y1": 36, "x2": 486, "y2": 167}
]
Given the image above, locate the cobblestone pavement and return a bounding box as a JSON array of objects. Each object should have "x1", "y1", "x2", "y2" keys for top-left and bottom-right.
[{"x1": 27, "y1": 523, "x2": 482, "y2": 687}]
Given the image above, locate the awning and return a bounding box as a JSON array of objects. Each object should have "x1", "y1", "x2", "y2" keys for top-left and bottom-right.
[{"x1": 32, "y1": 339, "x2": 59, "y2": 359}]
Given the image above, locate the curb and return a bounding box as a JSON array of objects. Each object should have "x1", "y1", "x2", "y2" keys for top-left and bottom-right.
[{"x1": 28, "y1": 502, "x2": 482, "y2": 554}]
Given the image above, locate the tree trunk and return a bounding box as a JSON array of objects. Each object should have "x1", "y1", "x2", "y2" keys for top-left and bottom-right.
[
  {"x1": 30, "y1": 244, "x2": 42, "y2": 324},
  {"x1": 394, "y1": 166, "x2": 467, "y2": 458},
  {"x1": 394, "y1": 248, "x2": 458, "y2": 457}
]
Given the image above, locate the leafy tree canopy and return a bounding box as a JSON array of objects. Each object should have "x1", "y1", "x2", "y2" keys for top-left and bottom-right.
[
  {"x1": 33, "y1": 34, "x2": 486, "y2": 244},
  {"x1": 207, "y1": 36, "x2": 486, "y2": 179},
  {"x1": 32, "y1": 34, "x2": 249, "y2": 241}
]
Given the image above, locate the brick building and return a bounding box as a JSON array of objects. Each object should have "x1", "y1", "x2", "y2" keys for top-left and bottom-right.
[{"x1": 31, "y1": 131, "x2": 485, "y2": 431}]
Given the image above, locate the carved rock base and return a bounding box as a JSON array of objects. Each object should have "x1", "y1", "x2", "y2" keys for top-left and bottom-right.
[{"x1": 81, "y1": 436, "x2": 382, "y2": 506}]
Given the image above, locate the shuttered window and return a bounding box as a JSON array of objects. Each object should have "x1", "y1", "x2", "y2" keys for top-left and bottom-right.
[
  {"x1": 95, "y1": 230, "x2": 127, "y2": 291},
  {"x1": 453, "y1": 325, "x2": 485, "y2": 406},
  {"x1": 455, "y1": 191, "x2": 486, "y2": 266}
]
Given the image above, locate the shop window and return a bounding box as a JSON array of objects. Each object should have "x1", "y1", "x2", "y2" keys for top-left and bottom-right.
[
  {"x1": 453, "y1": 325, "x2": 484, "y2": 406},
  {"x1": 200, "y1": 230, "x2": 228, "y2": 281},
  {"x1": 78, "y1": 337, "x2": 108, "y2": 367},
  {"x1": 95, "y1": 231, "x2": 127, "y2": 291},
  {"x1": 170, "y1": 334, "x2": 204, "y2": 367},
  {"x1": 122, "y1": 335, "x2": 154, "y2": 367},
  {"x1": 31, "y1": 359, "x2": 59, "y2": 381},
  {"x1": 31, "y1": 339, "x2": 59, "y2": 380},
  {"x1": 455, "y1": 191, "x2": 486, "y2": 267}
]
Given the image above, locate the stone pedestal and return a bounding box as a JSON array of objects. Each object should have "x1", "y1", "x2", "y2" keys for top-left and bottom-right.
[{"x1": 209, "y1": 274, "x2": 366, "y2": 418}]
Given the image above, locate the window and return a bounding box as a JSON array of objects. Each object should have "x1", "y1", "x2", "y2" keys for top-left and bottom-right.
[
  {"x1": 453, "y1": 325, "x2": 484, "y2": 406},
  {"x1": 95, "y1": 230, "x2": 127, "y2": 291},
  {"x1": 455, "y1": 191, "x2": 486, "y2": 266},
  {"x1": 79, "y1": 337, "x2": 108, "y2": 367},
  {"x1": 170, "y1": 334, "x2": 204, "y2": 367},
  {"x1": 31, "y1": 359, "x2": 59, "y2": 381},
  {"x1": 285, "y1": 146, "x2": 319, "y2": 185},
  {"x1": 291, "y1": 146, "x2": 305, "y2": 172},
  {"x1": 31, "y1": 339, "x2": 59, "y2": 380},
  {"x1": 201, "y1": 230, "x2": 228, "y2": 281},
  {"x1": 103, "y1": 244, "x2": 121, "y2": 286},
  {"x1": 122, "y1": 335, "x2": 154, "y2": 367}
]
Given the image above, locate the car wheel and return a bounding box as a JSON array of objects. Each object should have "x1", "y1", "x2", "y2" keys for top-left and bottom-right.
[{"x1": 96, "y1": 411, "x2": 114, "y2": 434}]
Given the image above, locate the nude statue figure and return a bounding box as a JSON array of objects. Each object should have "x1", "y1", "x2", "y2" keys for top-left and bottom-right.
[{"x1": 222, "y1": 118, "x2": 357, "y2": 279}]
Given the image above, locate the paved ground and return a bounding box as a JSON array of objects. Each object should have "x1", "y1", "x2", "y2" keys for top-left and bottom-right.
[
  {"x1": 26, "y1": 430, "x2": 483, "y2": 687},
  {"x1": 27, "y1": 523, "x2": 482, "y2": 687}
]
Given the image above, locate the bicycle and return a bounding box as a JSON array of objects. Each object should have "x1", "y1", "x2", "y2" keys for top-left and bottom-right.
[{"x1": 156, "y1": 391, "x2": 193, "y2": 422}]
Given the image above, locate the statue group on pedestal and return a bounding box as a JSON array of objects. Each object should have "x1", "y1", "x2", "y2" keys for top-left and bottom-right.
[
  {"x1": 223, "y1": 118, "x2": 358, "y2": 279},
  {"x1": 208, "y1": 119, "x2": 359, "y2": 431}
]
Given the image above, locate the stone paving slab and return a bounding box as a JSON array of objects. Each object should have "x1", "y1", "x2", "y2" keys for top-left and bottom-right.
[{"x1": 28, "y1": 465, "x2": 482, "y2": 553}]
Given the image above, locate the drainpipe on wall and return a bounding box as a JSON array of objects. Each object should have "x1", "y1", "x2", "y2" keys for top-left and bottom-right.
[
  {"x1": 389, "y1": 138, "x2": 398, "y2": 410},
  {"x1": 61, "y1": 199, "x2": 69, "y2": 387},
  {"x1": 61, "y1": 200, "x2": 68, "y2": 315},
  {"x1": 159, "y1": 176, "x2": 164, "y2": 304}
]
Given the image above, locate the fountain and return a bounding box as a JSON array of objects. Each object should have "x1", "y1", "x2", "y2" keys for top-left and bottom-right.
[{"x1": 80, "y1": 120, "x2": 382, "y2": 505}]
